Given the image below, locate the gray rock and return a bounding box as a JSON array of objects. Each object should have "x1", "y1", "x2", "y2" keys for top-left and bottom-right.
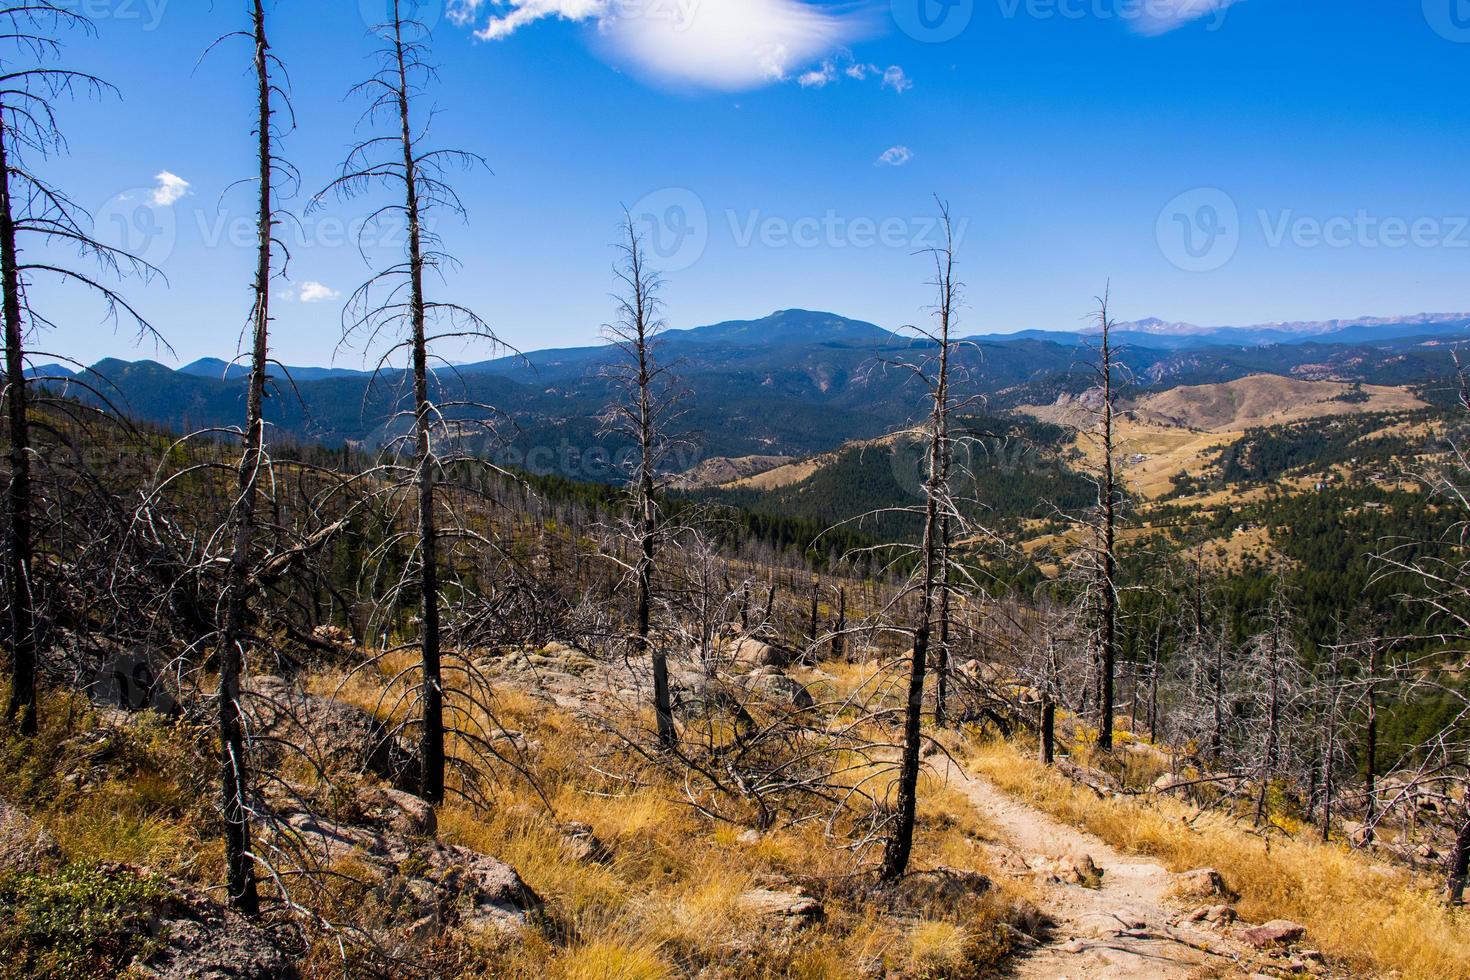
[
  {"x1": 730, "y1": 638, "x2": 795, "y2": 670},
  {"x1": 741, "y1": 672, "x2": 815, "y2": 710},
  {"x1": 244, "y1": 676, "x2": 419, "y2": 789},
  {"x1": 1239, "y1": 919, "x2": 1307, "y2": 947},
  {"x1": 1172, "y1": 867, "x2": 1231, "y2": 901},
  {"x1": 271, "y1": 806, "x2": 541, "y2": 936},
  {"x1": 737, "y1": 888, "x2": 824, "y2": 927},
  {"x1": 140, "y1": 890, "x2": 300, "y2": 979}
]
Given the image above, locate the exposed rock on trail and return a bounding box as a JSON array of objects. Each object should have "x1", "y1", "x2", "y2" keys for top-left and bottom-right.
[{"x1": 948, "y1": 764, "x2": 1262, "y2": 979}]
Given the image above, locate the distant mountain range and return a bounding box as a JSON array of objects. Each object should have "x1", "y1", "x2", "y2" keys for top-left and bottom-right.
[
  {"x1": 976, "y1": 312, "x2": 1470, "y2": 352},
  {"x1": 30, "y1": 309, "x2": 1470, "y2": 476}
]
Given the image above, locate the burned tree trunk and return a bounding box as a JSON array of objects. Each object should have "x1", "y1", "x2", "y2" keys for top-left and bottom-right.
[
  {"x1": 1095, "y1": 295, "x2": 1120, "y2": 752},
  {"x1": 880, "y1": 204, "x2": 958, "y2": 884},
  {"x1": 0, "y1": 121, "x2": 34, "y2": 736},
  {"x1": 212, "y1": 0, "x2": 279, "y2": 914},
  {"x1": 602, "y1": 210, "x2": 685, "y2": 751}
]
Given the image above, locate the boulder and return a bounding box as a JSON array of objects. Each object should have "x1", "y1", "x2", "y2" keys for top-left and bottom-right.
[
  {"x1": 1172, "y1": 868, "x2": 1231, "y2": 901},
  {"x1": 1036, "y1": 853, "x2": 1103, "y2": 887},
  {"x1": 1179, "y1": 904, "x2": 1237, "y2": 926},
  {"x1": 0, "y1": 796, "x2": 60, "y2": 873},
  {"x1": 730, "y1": 638, "x2": 795, "y2": 670},
  {"x1": 1239, "y1": 919, "x2": 1307, "y2": 948},
  {"x1": 741, "y1": 672, "x2": 815, "y2": 710},
  {"x1": 882, "y1": 868, "x2": 992, "y2": 915},
  {"x1": 558, "y1": 821, "x2": 612, "y2": 864},
  {"x1": 272, "y1": 807, "x2": 541, "y2": 937},
  {"x1": 356, "y1": 786, "x2": 437, "y2": 837},
  {"x1": 244, "y1": 676, "x2": 418, "y2": 789},
  {"x1": 737, "y1": 888, "x2": 824, "y2": 927},
  {"x1": 140, "y1": 889, "x2": 301, "y2": 979},
  {"x1": 669, "y1": 671, "x2": 749, "y2": 722}
]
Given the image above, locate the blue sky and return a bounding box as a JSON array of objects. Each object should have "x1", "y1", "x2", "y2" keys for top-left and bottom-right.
[{"x1": 25, "y1": 0, "x2": 1470, "y2": 367}]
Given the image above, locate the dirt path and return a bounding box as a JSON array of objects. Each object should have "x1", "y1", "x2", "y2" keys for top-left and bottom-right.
[{"x1": 948, "y1": 765, "x2": 1255, "y2": 979}]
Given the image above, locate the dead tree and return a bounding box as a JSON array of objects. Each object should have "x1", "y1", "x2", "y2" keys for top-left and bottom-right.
[
  {"x1": 600, "y1": 209, "x2": 688, "y2": 750},
  {"x1": 1089, "y1": 290, "x2": 1123, "y2": 752},
  {"x1": 0, "y1": 3, "x2": 157, "y2": 734},
  {"x1": 1242, "y1": 580, "x2": 1305, "y2": 826},
  {"x1": 879, "y1": 202, "x2": 961, "y2": 884},
  {"x1": 196, "y1": 0, "x2": 300, "y2": 915},
  {"x1": 314, "y1": 0, "x2": 497, "y2": 804}
]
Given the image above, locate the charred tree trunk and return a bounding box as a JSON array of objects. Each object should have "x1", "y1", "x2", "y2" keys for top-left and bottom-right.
[
  {"x1": 1362, "y1": 644, "x2": 1379, "y2": 846},
  {"x1": 384, "y1": 5, "x2": 445, "y2": 805},
  {"x1": 0, "y1": 121, "x2": 35, "y2": 736},
  {"x1": 1448, "y1": 793, "x2": 1470, "y2": 906},
  {"x1": 1097, "y1": 301, "x2": 1118, "y2": 753},
  {"x1": 214, "y1": 0, "x2": 274, "y2": 914},
  {"x1": 880, "y1": 205, "x2": 956, "y2": 884},
  {"x1": 934, "y1": 514, "x2": 952, "y2": 728}
]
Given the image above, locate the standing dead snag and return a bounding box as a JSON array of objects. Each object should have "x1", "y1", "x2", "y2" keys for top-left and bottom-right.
[
  {"x1": 315, "y1": 0, "x2": 498, "y2": 804},
  {"x1": 0, "y1": 3, "x2": 157, "y2": 735},
  {"x1": 879, "y1": 202, "x2": 960, "y2": 884},
  {"x1": 601, "y1": 211, "x2": 687, "y2": 750},
  {"x1": 205, "y1": 0, "x2": 296, "y2": 915},
  {"x1": 1090, "y1": 290, "x2": 1122, "y2": 752}
]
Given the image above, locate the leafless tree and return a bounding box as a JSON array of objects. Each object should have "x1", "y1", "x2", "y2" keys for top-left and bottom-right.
[
  {"x1": 600, "y1": 210, "x2": 689, "y2": 750},
  {"x1": 878, "y1": 201, "x2": 961, "y2": 884},
  {"x1": 194, "y1": 0, "x2": 302, "y2": 915},
  {"x1": 0, "y1": 2, "x2": 158, "y2": 734},
  {"x1": 313, "y1": 0, "x2": 499, "y2": 804},
  {"x1": 1086, "y1": 290, "x2": 1124, "y2": 751}
]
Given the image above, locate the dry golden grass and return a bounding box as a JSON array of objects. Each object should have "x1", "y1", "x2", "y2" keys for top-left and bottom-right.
[{"x1": 966, "y1": 737, "x2": 1470, "y2": 980}]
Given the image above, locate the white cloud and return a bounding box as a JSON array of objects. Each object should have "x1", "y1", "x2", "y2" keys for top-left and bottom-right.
[
  {"x1": 876, "y1": 145, "x2": 913, "y2": 167},
  {"x1": 296, "y1": 281, "x2": 342, "y2": 304},
  {"x1": 150, "y1": 172, "x2": 191, "y2": 207},
  {"x1": 1132, "y1": 0, "x2": 1243, "y2": 36},
  {"x1": 453, "y1": 0, "x2": 879, "y2": 92},
  {"x1": 798, "y1": 57, "x2": 911, "y2": 94},
  {"x1": 881, "y1": 65, "x2": 911, "y2": 94}
]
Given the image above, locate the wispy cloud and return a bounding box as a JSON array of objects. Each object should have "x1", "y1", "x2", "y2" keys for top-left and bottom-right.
[
  {"x1": 876, "y1": 145, "x2": 913, "y2": 167},
  {"x1": 452, "y1": 0, "x2": 880, "y2": 92},
  {"x1": 151, "y1": 171, "x2": 191, "y2": 207},
  {"x1": 799, "y1": 56, "x2": 911, "y2": 94},
  {"x1": 1132, "y1": 0, "x2": 1243, "y2": 36},
  {"x1": 294, "y1": 281, "x2": 342, "y2": 304},
  {"x1": 881, "y1": 66, "x2": 911, "y2": 93}
]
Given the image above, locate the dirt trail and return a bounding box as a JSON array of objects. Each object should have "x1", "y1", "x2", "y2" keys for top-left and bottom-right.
[{"x1": 948, "y1": 765, "x2": 1254, "y2": 979}]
